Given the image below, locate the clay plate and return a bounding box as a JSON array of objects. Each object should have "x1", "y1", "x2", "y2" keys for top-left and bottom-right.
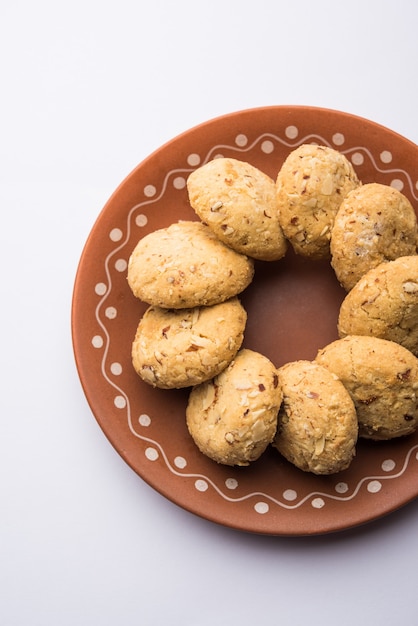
[{"x1": 72, "y1": 106, "x2": 418, "y2": 535}]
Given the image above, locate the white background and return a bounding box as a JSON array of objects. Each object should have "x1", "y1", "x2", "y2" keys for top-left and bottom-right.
[{"x1": 2, "y1": 1, "x2": 418, "y2": 625}]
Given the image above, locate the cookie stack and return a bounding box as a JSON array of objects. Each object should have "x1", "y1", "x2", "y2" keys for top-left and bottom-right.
[{"x1": 127, "y1": 146, "x2": 418, "y2": 475}]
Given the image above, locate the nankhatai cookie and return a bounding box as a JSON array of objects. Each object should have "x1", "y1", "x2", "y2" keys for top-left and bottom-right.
[
  {"x1": 338, "y1": 256, "x2": 418, "y2": 356},
  {"x1": 316, "y1": 335, "x2": 418, "y2": 440},
  {"x1": 127, "y1": 220, "x2": 254, "y2": 308},
  {"x1": 186, "y1": 349, "x2": 282, "y2": 466},
  {"x1": 187, "y1": 157, "x2": 287, "y2": 261},
  {"x1": 331, "y1": 183, "x2": 418, "y2": 291},
  {"x1": 276, "y1": 144, "x2": 360, "y2": 260},
  {"x1": 131, "y1": 297, "x2": 247, "y2": 389},
  {"x1": 272, "y1": 360, "x2": 357, "y2": 474}
]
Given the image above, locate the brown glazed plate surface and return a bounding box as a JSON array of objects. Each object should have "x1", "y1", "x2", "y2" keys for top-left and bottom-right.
[{"x1": 72, "y1": 106, "x2": 418, "y2": 536}]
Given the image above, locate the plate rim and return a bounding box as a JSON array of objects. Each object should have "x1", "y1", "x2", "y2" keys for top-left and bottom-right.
[{"x1": 71, "y1": 104, "x2": 418, "y2": 536}]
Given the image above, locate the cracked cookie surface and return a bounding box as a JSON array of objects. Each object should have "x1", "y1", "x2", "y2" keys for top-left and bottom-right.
[
  {"x1": 273, "y1": 360, "x2": 358, "y2": 474},
  {"x1": 338, "y1": 256, "x2": 418, "y2": 355},
  {"x1": 331, "y1": 183, "x2": 418, "y2": 291},
  {"x1": 276, "y1": 144, "x2": 360, "y2": 260},
  {"x1": 186, "y1": 349, "x2": 282, "y2": 466},
  {"x1": 316, "y1": 335, "x2": 418, "y2": 440},
  {"x1": 127, "y1": 220, "x2": 254, "y2": 308},
  {"x1": 132, "y1": 298, "x2": 247, "y2": 389},
  {"x1": 187, "y1": 157, "x2": 287, "y2": 261}
]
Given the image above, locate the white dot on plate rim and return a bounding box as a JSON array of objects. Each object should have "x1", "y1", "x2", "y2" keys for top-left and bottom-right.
[
  {"x1": 285, "y1": 125, "x2": 298, "y2": 139},
  {"x1": 390, "y1": 178, "x2": 404, "y2": 191},
  {"x1": 114, "y1": 259, "x2": 127, "y2": 272},
  {"x1": 254, "y1": 501, "x2": 269, "y2": 514},
  {"x1": 283, "y1": 489, "x2": 297, "y2": 501},
  {"x1": 145, "y1": 447, "x2": 159, "y2": 461},
  {"x1": 174, "y1": 456, "x2": 187, "y2": 469},
  {"x1": 173, "y1": 176, "x2": 186, "y2": 189},
  {"x1": 195, "y1": 479, "x2": 208, "y2": 492},
  {"x1": 109, "y1": 228, "x2": 123, "y2": 242},
  {"x1": 114, "y1": 395, "x2": 126, "y2": 409},
  {"x1": 311, "y1": 497, "x2": 325, "y2": 509},
  {"x1": 136, "y1": 214, "x2": 148, "y2": 227},
  {"x1": 225, "y1": 478, "x2": 238, "y2": 490},
  {"x1": 367, "y1": 480, "x2": 382, "y2": 493},
  {"x1": 335, "y1": 482, "x2": 349, "y2": 494},
  {"x1": 235, "y1": 134, "x2": 248, "y2": 147},
  {"x1": 91, "y1": 335, "x2": 103, "y2": 348},
  {"x1": 381, "y1": 459, "x2": 396, "y2": 472},
  {"x1": 187, "y1": 153, "x2": 200, "y2": 166},
  {"x1": 144, "y1": 185, "x2": 156, "y2": 198},
  {"x1": 110, "y1": 362, "x2": 122, "y2": 375},
  {"x1": 261, "y1": 140, "x2": 274, "y2": 154},
  {"x1": 138, "y1": 414, "x2": 151, "y2": 427},
  {"x1": 332, "y1": 133, "x2": 345, "y2": 146},
  {"x1": 380, "y1": 150, "x2": 392, "y2": 163},
  {"x1": 95, "y1": 282, "x2": 107, "y2": 296},
  {"x1": 351, "y1": 152, "x2": 364, "y2": 166},
  {"x1": 105, "y1": 306, "x2": 117, "y2": 319}
]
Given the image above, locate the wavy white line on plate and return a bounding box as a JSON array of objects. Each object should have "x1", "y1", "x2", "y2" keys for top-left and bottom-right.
[
  {"x1": 92, "y1": 129, "x2": 418, "y2": 513},
  {"x1": 125, "y1": 404, "x2": 418, "y2": 511},
  {"x1": 204, "y1": 132, "x2": 418, "y2": 200}
]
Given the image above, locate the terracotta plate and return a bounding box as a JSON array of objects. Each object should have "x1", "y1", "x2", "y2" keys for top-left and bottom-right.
[{"x1": 72, "y1": 106, "x2": 418, "y2": 535}]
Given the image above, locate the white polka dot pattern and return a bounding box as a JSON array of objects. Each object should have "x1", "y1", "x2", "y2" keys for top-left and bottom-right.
[{"x1": 88, "y1": 122, "x2": 418, "y2": 520}]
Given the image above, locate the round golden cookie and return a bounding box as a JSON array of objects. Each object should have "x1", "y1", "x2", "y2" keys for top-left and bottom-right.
[
  {"x1": 331, "y1": 183, "x2": 418, "y2": 291},
  {"x1": 338, "y1": 256, "x2": 418, "y2": 356},
  {"x1": 186, "y1": 157, "x2": 287, "y2": 261},
  {"x1": 131, "y1": 298, "x2": 247, "y2": 389},
  {"x1": 316, "y1": 335, "x2": 418, "y2": 440},
  {"x1": 127, "y1": 220, "x2": 254, "y2": 308},
  {"x1": 276, "y1": 144, "x2": 360, "y2": 260},
  {"x1": 186, "y1": 349, "x2": 282, "y2": 466},
  {"x1": 272, "y1": 360, "x2": 357, "y2": 475}
]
